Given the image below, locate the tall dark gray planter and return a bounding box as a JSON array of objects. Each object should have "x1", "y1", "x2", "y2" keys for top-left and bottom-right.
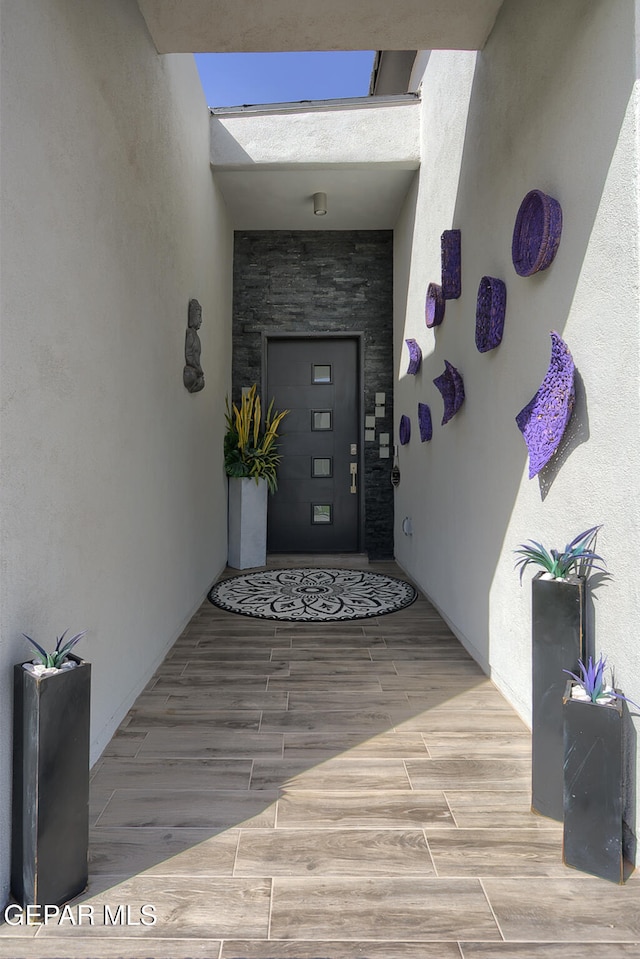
[
  {"x1": 563, "y1": 681, "x2": 624, "y2": 883},
  {"x1": 11, "y1": 655, "x2": 91, "y2": 907},
  {"x1": 531, "y1": 574, "x2": 585, "y2": 820}
]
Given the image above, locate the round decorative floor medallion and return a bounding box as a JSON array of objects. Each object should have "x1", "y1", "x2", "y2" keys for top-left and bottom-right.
[{"x1": 208, "y1": 567, "x2": 418, "y2": 622}]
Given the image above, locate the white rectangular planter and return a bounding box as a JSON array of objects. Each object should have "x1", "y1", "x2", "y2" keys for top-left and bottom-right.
[{"x1": 228, "y1": 477, "x2": 267, "y2": 569}]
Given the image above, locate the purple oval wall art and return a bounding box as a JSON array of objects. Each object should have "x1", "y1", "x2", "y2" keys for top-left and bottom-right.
[
  {"x1": 515, "y1": 331, "x2": 575, "y2": 478},
  {"x1": 441, "y1": 229, "x2": 461, "y2": 299},
  {"x1": 399, "y1": 414, "x2": 411, "y2": 445},
  {"x1": 433, "y1": 360, "x2": 465, "y2": 425},
  {"x1": 425, "y1": 283, "x2": 445, "y2": 328},
  {"x1": 405, "y1": 338, "x2": 422, "y2": 375},
  {"x1": 418, "y1": 402, "x2": 433, "y2": 442},
  {"x1": 475, "y1": 276, "x2": 507, "y2": 352},
  {"x1": 512, "y1": 190, "x2": 562, "y2": 277}
]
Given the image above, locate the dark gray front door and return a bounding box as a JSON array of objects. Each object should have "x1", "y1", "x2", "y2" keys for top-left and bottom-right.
[{"x1": 266, "y1": 337, "x2": 360, "y2": 552}]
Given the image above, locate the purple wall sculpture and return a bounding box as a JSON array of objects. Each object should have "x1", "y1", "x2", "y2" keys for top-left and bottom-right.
[
  {"x1": 425, "y1": 283, "x2": 445, "y2": 328},
  {"x1": 475, "y1": 276, "x2": 507, "y2": 352},
  {"x1": 399, "y1": 414, "x2": 411, "y2": 445},
  {"x1": 515, "y1": 331, "x2": 575, "y2": 478},
  {"x1": 405, "y1": 338, "x2": 422, "y2": 375},
  {"x1": 512, "y1": 190, "x2": 563, "y2": 277},
  {"x1": 433, "y1": 360, "x2": 465, "y2": 425},
  {"x1": 441, "y1": 229, "x2": 461, "y2": 299},
  {"x1": 418, "y1": 403, "x2": 433, "y2": 442}
]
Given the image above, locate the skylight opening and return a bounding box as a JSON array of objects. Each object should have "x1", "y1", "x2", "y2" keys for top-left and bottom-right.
[{"x1": 195, "y1": 51, "x2": 376, "y2": 109}]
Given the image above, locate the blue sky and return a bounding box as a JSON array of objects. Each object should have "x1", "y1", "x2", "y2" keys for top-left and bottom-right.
[{"x1": 195, "y1": 51, "x2": 375, "y2": 108}]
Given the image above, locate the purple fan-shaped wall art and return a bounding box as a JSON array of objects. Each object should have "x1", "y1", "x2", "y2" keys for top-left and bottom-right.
[
  {"x1": 441, "y1": 229, "x2": 461, "y2": 299},
  {"x1": 475, "y1": 276, "x2": 507, "y2": 352},
  {"x1": 405, "y1": 338, "x2": 422, "y2": 375},
  {"x1": 512, "y1": 190, "x2": 562, "y2": 277},
  {"x1": 399, "y1": 414, "x2": 411, "y2": 445},
  {"x1": 433, "y1": 360, "x2": 465, "y2": 425},
  {"x1": 515, "y1": 331, "x2": 575, "y2": 478},
  {"x1": 418, "y1": 403, "x2": 432, "y2": 442},
  {"x1": 425, "y1": 283, "x2": 445, "y2": 328}
]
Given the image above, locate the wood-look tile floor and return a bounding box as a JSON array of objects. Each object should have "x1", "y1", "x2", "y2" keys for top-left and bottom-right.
[{"x1": 3, "y1": 556, "x2": 639, "y2": 958}]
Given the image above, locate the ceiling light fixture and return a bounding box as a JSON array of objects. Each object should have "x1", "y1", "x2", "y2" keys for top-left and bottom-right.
[{"x1": 313, "y1": 192, "x2": 327, "y2": 216}]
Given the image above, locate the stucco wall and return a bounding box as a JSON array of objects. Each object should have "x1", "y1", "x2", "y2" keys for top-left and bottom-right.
[
  {"x1": 0, "y1": 0, "x2": 232, "y2": 906},
  {"x1": 394, "y1": 0, "x2": 640, "y2": 857}
]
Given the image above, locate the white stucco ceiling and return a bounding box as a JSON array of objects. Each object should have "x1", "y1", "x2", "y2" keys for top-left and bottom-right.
[
  {"x1": 134, "y1": 2, "x2": 505, "y2": 229},
  {"x1": 210, "y1": 96, "x2": 421, "y2": 230},
  {"x1": 135, "y1": 1, "x2": 504, "y2": 230},
  {"x1": 214, "y1": 167, "x2": 417, "y2": 230},
  {"x1": 211, "y1": 98, "x2": 420, "y2": 167},
  {"x1": 136, "y1": 0, "x2": 505, "y2": 54}
]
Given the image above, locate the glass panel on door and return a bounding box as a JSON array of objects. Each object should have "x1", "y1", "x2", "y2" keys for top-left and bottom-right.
[
  {"x1": 312, "y1": 410, "x2": 332, "y2": 431},
  {"x1": 312, "y1": 364, "x2": 332, "y2": 384},
  {"x1": 312, "y1": 504, "x2": 332, "y2": 524},
  {"x1": 312, "y1": 457, "x2": 332, "y2": 477}
]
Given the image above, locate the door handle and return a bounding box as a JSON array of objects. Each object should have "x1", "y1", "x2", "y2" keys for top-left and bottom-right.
[{"x1": 350, "y1": 462, "x2": 357, "y2": 494}]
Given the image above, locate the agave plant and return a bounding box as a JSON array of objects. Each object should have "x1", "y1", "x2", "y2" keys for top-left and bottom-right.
[
  {"x1": 514, "y1": 525, "x2": 605, "y2": 584},
  {"x1": 23, "y1": 629, "x2": 87, "y2": 669},
  {"x1": 564, "y1": 655, "x2": 639, "y2": 710},
  {"x1": 224, "y1": 384, "x2": 289, "y2": 493}
]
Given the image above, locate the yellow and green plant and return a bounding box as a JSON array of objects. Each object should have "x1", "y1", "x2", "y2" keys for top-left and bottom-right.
[{"x1": 224, "y1": 384, "x2": 289, "y2": 493}]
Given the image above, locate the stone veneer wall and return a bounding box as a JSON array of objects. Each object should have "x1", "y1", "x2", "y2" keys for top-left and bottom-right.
[{"x1": 233, "y1": 231, "x2": 394, "y2": 559}]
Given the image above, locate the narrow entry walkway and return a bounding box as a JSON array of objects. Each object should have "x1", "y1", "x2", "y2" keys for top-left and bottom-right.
[{"x1": 2, "y1": 557, "x2": 639, "y2": 957}]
